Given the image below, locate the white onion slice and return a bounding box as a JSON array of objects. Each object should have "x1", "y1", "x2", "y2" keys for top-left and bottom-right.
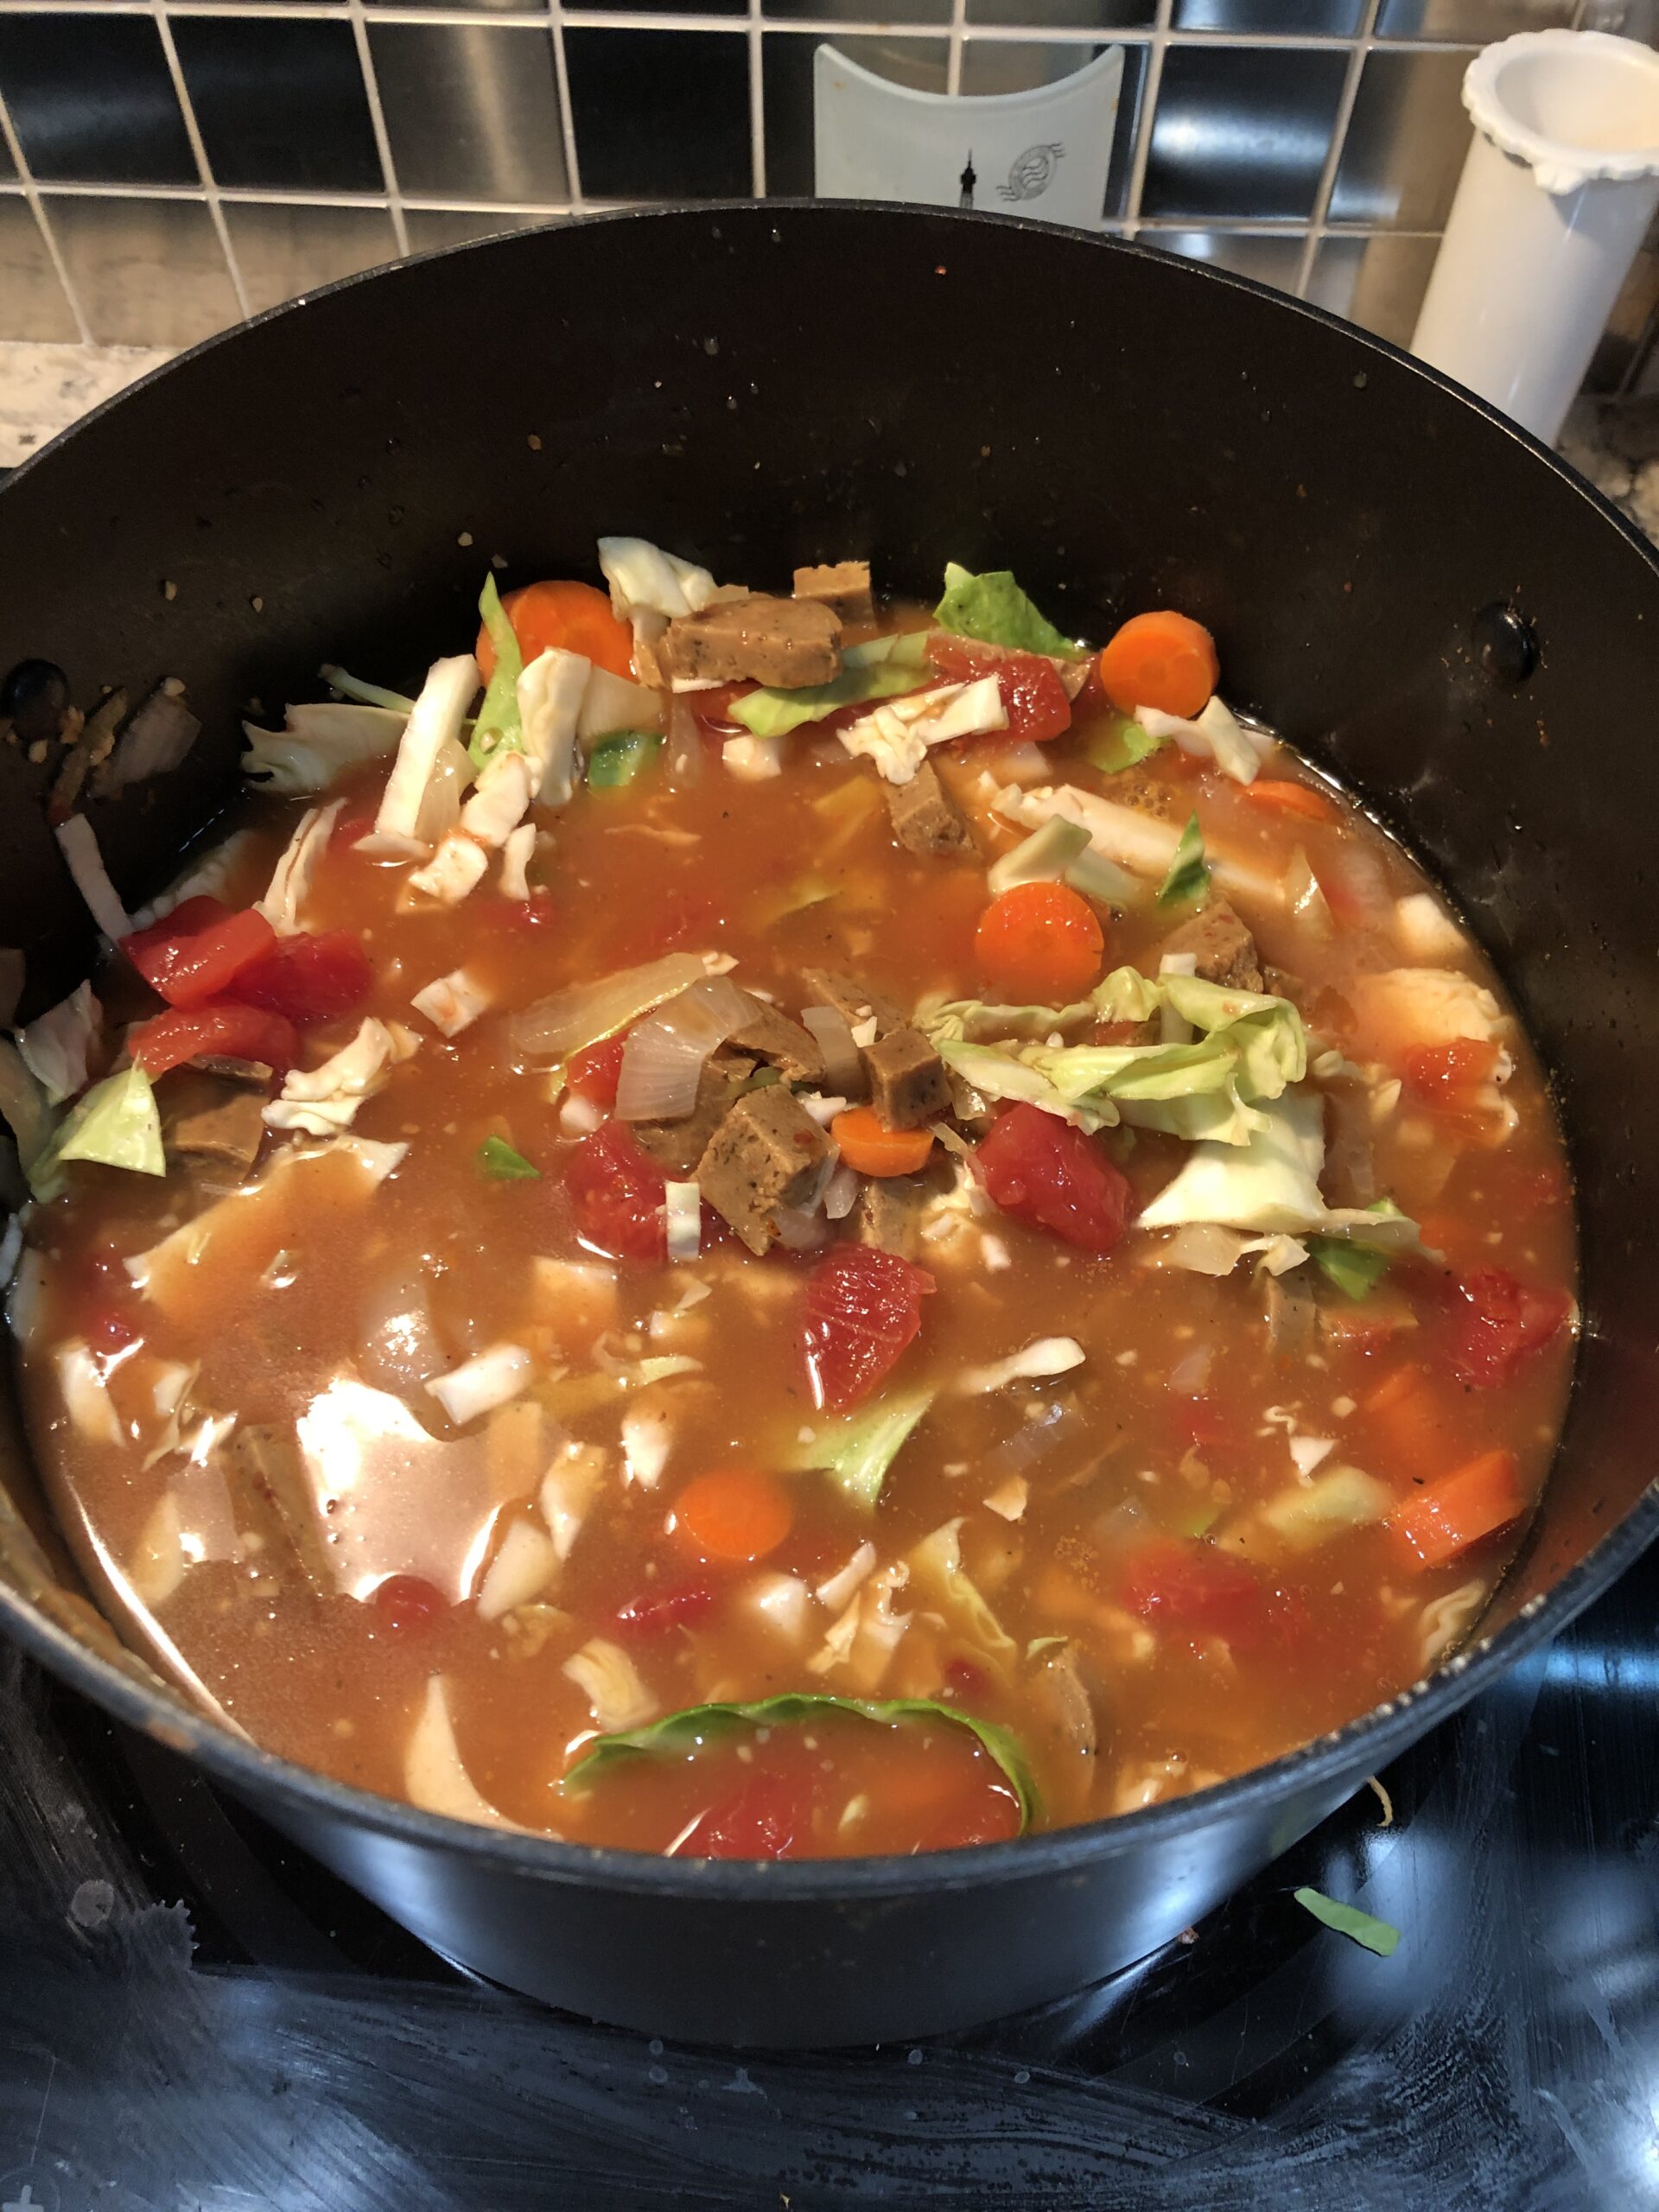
[
  {"x1": 55, "y1": 816, "x2": 130, "y2": 940},
  {"x1": 664, "y1": 697, "x2": 704, "y2": 791},
  {"x1": 801, "y1": 1003, "x2": 863, "y2": 1096},
  {"x1": 615, "y1": 975, "x2": 752, "y2": 1123},
  {"x1": 509, "y1": 952, "x2": 709, "y2": 1062},
  {"x1": 664, "y1": 1180, "x2": 702, "y2": 1261}
]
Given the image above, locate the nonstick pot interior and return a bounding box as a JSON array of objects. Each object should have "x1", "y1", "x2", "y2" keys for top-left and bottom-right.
[{"x1": 0, "y1": 204, "x2": 1655, "y2": 2044}]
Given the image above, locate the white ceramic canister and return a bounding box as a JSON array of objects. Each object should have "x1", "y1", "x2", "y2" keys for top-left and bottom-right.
[{"x1": 1410, "y1": 30, "x2": 1659, "y2": 445}]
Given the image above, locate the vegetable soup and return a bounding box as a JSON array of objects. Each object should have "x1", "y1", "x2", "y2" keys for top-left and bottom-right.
[{"x1": 9, "y1": 547, "x2": 1576, "y2": 1859}]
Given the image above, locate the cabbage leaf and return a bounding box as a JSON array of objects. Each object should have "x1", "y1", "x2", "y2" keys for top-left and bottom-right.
[
  {"x1": 468, "y1": 575, "x2": 524, "y2": 773},
  {"x1": 934, "y1": 563, "x2": 1084, "y2": 658},
  {"x1": 29, "y1": 1065, "x2": 163, "y2": 1199},
  {"x1": 562, "y1": 1690, "x2": 1037, "y2": 1828},
  {"x1": 785, "y1": 1388, "x2": 933, "y2": 1509}
]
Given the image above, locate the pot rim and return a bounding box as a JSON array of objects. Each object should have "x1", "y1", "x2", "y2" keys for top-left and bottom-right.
[{"x1": 3, "y1": 200, "x2": 1656, "y2": 1903}]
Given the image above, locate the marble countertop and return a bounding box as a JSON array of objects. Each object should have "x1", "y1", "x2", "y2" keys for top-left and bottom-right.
[
  {"x1": 3, "y1": 340, "x2": 1658, "y2": 547},
  {"x1": 0, "y1": 339, "x2": 174, "y2": 469}
]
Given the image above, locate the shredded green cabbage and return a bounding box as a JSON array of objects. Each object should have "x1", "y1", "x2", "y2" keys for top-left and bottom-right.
[
  {"x1": 476, "y1": 1135, "x2": 540, "y2": 1181},
  {"x1": 934, "y1": 563, "x2": 1085, "y2": 658},
  {"x1": 1157, "y1": 813, "x2": 1210, "y2": 907},
  {"x1": 732, "y1": 651, "x2": 930, "y2": 741},
  {"x1": 587, "y1": 730, "x2": 664, "y2": 789},
  {"x1": 785, "y1": 1388, "x2": 933, "y2": 1509},
  {"x1": 468, "y1": 575, "x2": 524, "y2": 773},
  {"x1": 562, "y1": 1691, "x2": 1037, "y2": 1829},
  {"x1": 928, "y1": 969, "x2": 1308, "y2": 1146},
  {"x1": 29, "y1": 1065, "x2": 163, "y2": 1199}
]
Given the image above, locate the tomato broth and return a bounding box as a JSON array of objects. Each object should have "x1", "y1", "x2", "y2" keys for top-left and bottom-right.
[{"x1": 13, "y1": 551, "x2": 1577, "y2": 1859}]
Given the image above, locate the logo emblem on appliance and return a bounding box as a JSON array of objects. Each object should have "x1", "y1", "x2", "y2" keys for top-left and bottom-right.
[{"x1": 998, "y1": 143, "x2": 1065, "y2": 203}]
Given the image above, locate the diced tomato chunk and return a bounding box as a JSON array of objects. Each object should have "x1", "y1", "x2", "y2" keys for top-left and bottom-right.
[
  {"x1": 613, "y1": 1579, "x2": 716, "y2": 1639},
  {"x1": 121, "y1": 899, "x2": 277, "y2": 1009},
  {"x1": 1435, "y1": 1265, "x2": 1572, "y2": 1388},
  {"x1": 693, "y1": 1767, "x2": 812, "y2": 1860},
  {"x1": 231, "y1": 930, "x2": 373, "y2": 1026},
  {"x1": 563, "y1": 1120, "x2": 668, "y2": 1262},
  {"x1": 927, "y1": 634, "x2": 1073, "y2": 743},
  {"x1": 371, "y1": 1573, "x2": 447, "y2": 1635},
  {"x1": 802, "y1": 1243, "x2": 935, "y2": 1411},
  {"x1": 976, "y1": 1103, "x2": 1135, "y2": 1254},
  {"x1": 129, "y1": 1000, "x2": 299, "y2": 1078},
  {"x1": 567, "y1": 1035, "x2": 626, "y2": 1108},
  {"x1": 1119, "y1": 1535, "x2": 1299, "y2": 1658}
]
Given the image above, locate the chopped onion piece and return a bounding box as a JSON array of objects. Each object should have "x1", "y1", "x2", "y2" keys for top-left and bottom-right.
[
  {"x1": 1290, "y1": 1435, "x2": 1336, "y2": 1478},
  {"x1": 410, "y1": 968, "x2": 491, "y2": 1039},
  {"x1": 425, "y1": 1343, "x2": 532, "y2": 1427},
  {"x1": 723, "y1": 735, "x2": 782, "y2": 782},
  {"x1": 541, "y1": 1442, "x2": 607, "y2": 1561},
  {"x1": 476, "y1": 1519, "x2": 558, "y2": 1621},
  {"x1": 257, "y1": 798, "x2": 343, "y2": 937},
  {"x1": 1286, "y1": 844, "x2": 1334, "y2": 940},
  {"x1": 823, "y1": 1162, "x2": 861, "y2": 1220},
  {"x1": 404, "y1": 1675, "x2": 514, "y2": 1827},
  {"x1": 664, "y1": 1180, "x2": 702, "y2": 1262},
  {"x1": 55, "y1": 815, "x2": 130, "y2": 940},
  {"x1": 509, "y1": 951, "x2": 710, "y2": 1063},
  {"x1": 816, "y1": 1540, "x2": 876, "y2": 1611},
  {"x1": 15, "y1": 982, "x2": 96, "y2": 1109},
  {"x1": 742, "y1": 1572, "x2": 811, "y2": 1644},
  {"x1": 499, "y1": 823, "x2": 536, "y2": 902},
  {"x1": 614, "y1": 974, "x2": 753, "y2": 1123},
  {"x1": 801, "y1": 1003, "x2": 863, "y2": 1096},
  {"x1": 984, "y1": 1475, "x2": 1029, "y2": 1522},
  {"x1": 563, "y1": 1635, "x2": 658, "y2": 1732},
  {"x1": 957, "y1": 1337, "x2": 1086, "y2": 1395},
  {"x1": 55, "y1": 1340, "x2": 121, "y2": 1444},
  {"x1": 621, "y1": 1407, "x2": 674, "y2": 1489}
]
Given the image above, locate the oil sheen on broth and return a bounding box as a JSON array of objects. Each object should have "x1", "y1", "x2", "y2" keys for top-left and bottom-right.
[{"x1": 15, "y1": 550, "x2": 1577, "y2": 1860}]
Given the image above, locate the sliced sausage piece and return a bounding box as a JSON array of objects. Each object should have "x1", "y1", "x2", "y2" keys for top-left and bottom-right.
[
  {"x1": 695, "y1": 1086, "x2": 835, "y2": 1255},
  {"x1": 728, "y1": 996, "x2": 823, "y2": 1084},
  {"x1": 632, "y1": 1052, "x2": 754, "y2": 1176},
  {"x1": 884, "y1": 760, "x2": 976, "y2": 858},
  {"x1": 861, "y1": 1025, "x2": 950, "y2": 1131},
  {"x1": 798, "y1": 967, "x2": 906, "y2": 1041},
  {"x1": 160, "y1": 1070, "x2": 267, "y2": 1178},
  {"x1": 793, "y1": 560, "x2": 874, "y2": 626},
  {"x1": 1160, "y1": 899, "x2": 1263, "y2": 994},
  {"x1": 658, "y1": 594, "x2": 842, "y2": 689}
]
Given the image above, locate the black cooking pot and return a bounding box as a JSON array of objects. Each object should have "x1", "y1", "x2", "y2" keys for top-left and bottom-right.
[{"x1": 0, "y1": 204, "x2": 1655, "y2": 2049}]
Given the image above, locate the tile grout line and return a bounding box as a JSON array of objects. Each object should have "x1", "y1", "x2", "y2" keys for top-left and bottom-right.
[
  {"x1": 1292, "y1": 0, "x2": 1382, "y2": 301},
  {"x1": 0, "y1": 175, "x2": 1451, "y2": 240},
  {"x1": 152, "y1": 0, "x2": 251, "y2": 320},
  {"x1": 747, "y1": 0, "x2": 767, "y2": 195},
  {"x1": 1119, "y1": 0, "x2": 1173, "y2": 239},
  {"x1": 0, "y1": 0, "x2": 1491, "y2": 45},
  {"x1": 547, "y1": 0, "x2": 587, "y2": 212},
  {"x1": 946, "y1": 0, "x2": 967, "y2": 100},
  {"x1": 346, "y1": 0, "x2": 410, "y2": 257},
  {"x1": 0, "y1": 81, "x2": 92, "y2": 343}
]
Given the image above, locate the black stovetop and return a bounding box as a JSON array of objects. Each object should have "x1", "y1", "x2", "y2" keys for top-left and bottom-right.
[{"x1": 0, "y1": 1540, "x2": 1654, "y2": 2212}]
